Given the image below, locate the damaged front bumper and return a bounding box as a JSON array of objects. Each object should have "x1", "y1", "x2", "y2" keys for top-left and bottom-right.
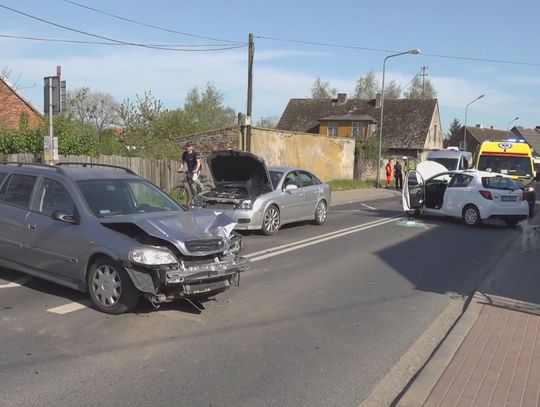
[{"x1": 124, "y1": 255, "x2": 251, "y2": 303}]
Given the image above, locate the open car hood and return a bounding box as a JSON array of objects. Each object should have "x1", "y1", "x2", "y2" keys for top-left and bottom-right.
[
  {"x1": 207, "y1": 150, "x2": 273, "y2": 191},
  {"x1": 100, "y1": 210, "x2": 238, "y2": 255},
  {"x1": 415, "y1": 160, "x2": 449, "y2": 182}
]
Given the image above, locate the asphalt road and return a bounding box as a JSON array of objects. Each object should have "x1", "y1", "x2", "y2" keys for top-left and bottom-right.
[{"x1": 0, "y1": 196, "x2": 519, "y2": 407}]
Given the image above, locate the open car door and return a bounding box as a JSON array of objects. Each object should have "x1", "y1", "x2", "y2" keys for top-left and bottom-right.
[{"x1": 403, "y1": 170, "x2": 425, "y2": 212}]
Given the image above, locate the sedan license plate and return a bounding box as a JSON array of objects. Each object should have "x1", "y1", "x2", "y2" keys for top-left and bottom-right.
[{"x1": 502, "y1": 196, "x2": 517, "y2": 202}]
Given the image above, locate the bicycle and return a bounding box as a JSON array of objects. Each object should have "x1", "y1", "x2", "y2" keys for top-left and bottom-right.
[{"x1": 169, "y1": 172, "x2": 205, "y2": 205}]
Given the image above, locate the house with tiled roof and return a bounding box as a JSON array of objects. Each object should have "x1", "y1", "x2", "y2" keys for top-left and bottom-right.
[
  {"x1": 277, "y1": 94, "x2": 443, "y2": 160},
  {"x1": 447, "y1": 125, "x2": 511, "y2": 153},
  {"x1": 0, "y1": 75, "x2": 42, "y2": 130},
  {"x1": 511, "y1": 126, "x2": 540, "y2": 157}
]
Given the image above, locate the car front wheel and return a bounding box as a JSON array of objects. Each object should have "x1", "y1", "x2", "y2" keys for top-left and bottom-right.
[
  {"x1": 87, "y1": 257, "x2": 140, "y2": 314},
  {"x1": 262, "y1": 205, "x2": 281, "y2": 235},
  {"x1": 462, "y1": 205, "x2": 481, "y2": 227}
]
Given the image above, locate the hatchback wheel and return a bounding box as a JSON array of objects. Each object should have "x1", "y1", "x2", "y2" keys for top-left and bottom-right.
[
  {"x1": 462, "y1": 205, "x2": 481, "y2": 227},
  {"x1": 87, "y1": 257, "x2": 140, "y2": 314},
  {"x1": 313, "y1": 200, "x2": 327, "y2": 225},
  {"x1": 262, "y1": 205, "x2": 280, "y2": 235}
]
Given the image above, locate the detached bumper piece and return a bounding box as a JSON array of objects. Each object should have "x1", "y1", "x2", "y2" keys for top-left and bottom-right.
[{"x1": 128, "y1": 256, "x2": 250, "y2": 305}]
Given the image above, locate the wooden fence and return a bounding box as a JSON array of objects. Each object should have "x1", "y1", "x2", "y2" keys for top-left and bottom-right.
[{"x1": 0, "y1": 153, "x2": 212, "y2": 193}]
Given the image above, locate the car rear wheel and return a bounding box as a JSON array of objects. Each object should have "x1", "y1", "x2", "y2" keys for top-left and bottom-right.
[
  {"x1": 87, "y1": 257, "x2": 140, "y2": 314},
  {"x1": 313, "y1": 200, "x2": 328, "y2": 225},
  {"x1": 462, "y1": 205, "x2": 481, "y2": 227},
  {"x1": 262, "y1": 205, "x2": 280, "y2": 235}
]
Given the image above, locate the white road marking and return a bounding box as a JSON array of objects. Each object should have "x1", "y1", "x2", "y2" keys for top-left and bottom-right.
[
  {"x1": 245, "y1": 217, "x2": 399, "y2": 260},
  {"x1": 361, "y1": 203, "x2": 377, "y2": 210},
  {"x1": 249, "y1": 217, "x2": 399, "y2": 263},
  {"x1": 0, "y1": 275, "x2": 31, "y2": 289},
  {"x1": 46, "y1": 300, "x2": 92, "y2": 315}
]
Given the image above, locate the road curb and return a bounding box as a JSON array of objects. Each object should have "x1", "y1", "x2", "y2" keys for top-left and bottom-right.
[{"x1": 330, "y1": 190, "x2": 400, "y2": 207}]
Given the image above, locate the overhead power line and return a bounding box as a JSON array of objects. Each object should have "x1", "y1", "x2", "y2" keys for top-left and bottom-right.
[
  {"x1": 256, "y1": 35, "x2": 540, "y2": 67},
  {"x1": 0, "y1": 33, "x2": 246, "y2": 51},
  {"x1": 63, "y1": 0, "x2": 244, "y2": 45},
  {"x1": 0, "y1": 3, "x2": 246, "y2": 52}
]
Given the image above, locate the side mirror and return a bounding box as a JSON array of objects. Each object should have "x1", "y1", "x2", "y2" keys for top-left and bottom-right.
[
  {"x1": 52, "y1": 210, "x2": 79, "y2": 225},
  {"x1": 284, "y1": 183, "x2": 298, "y2": 192}
]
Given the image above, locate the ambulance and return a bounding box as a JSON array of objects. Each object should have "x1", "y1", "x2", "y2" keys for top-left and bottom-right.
[{"x1": 474, "y1": 139, "x2": 537, "y2": 217}]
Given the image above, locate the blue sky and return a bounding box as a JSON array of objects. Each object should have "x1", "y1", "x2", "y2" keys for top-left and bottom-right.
[{"x1": 1, "y1": 0, "x2": 539, "y2": 133}]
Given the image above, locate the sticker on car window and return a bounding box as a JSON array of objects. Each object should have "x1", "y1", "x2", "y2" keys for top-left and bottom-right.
[{"x1": 100, "y1": 209, "x2": 111, "y2": 215}]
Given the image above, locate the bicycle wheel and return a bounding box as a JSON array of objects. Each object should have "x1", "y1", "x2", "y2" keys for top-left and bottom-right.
[{"x1": 170, "y1": 185, "x2": 189, "y2": 205}]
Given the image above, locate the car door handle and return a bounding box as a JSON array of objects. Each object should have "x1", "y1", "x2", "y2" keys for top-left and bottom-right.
[{"x1": 27, "y1": 224, "x2": 37, "y2": 230}]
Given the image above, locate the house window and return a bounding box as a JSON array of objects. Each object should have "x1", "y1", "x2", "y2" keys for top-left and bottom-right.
[
  {"x1": 328, "y1": 122, "x2": 338, "y2": 137},
  {"x1": 352, "y1": 122, "x2": 363, "y2": 138}
]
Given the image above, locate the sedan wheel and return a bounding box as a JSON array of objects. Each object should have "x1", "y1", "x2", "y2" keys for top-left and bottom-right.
[
  {"x1": 88, "y1": 257, "x2": 140, "y2": 314},
  {"x1": 463, "y1": 205, "x2": 481, "y2": 227},
  {"x1": 313, "y1": 200, "x2": 327, "y2": 225},
  {"x1": 262, "y1": 206, "x2": 280, "y2": 235}
]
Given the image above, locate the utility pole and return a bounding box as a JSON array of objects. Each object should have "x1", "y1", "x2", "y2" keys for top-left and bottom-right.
[
  {"x1": 43, "y1": 66, "x2": 65, "y2": 164},
  {"x1": 420, "y1": 65, "x2": 428, "y2": 99},
  {"x1": 246, "y1": 33, "x2": 254, "y2": 152}
]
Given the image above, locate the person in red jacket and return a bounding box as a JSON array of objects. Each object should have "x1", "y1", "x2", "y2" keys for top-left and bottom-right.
[{"x1": 385, "y1": 159, "x2": 393, "y2": 188}]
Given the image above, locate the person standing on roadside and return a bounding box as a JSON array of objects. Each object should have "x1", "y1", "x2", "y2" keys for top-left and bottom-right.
[
  {"x1": 178, "y1": 142, "x2": 202, "y2": 196},
  {"x1": 394, "y1": 159, "x2": 403, "y2": 190},
  {"x1": 385, "y1": 159, "x2": 393, "y2": 188}
]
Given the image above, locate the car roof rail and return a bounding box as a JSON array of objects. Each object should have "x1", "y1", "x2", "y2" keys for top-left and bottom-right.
[
  {"x1": 0, "y1": 161, "x2": 66, "y2": 175},
  {"x1": 56, "y1": 162, "x2": 136, "y2": 175}
]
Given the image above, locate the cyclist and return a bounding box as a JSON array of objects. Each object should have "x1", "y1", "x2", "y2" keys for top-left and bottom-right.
[{"x1": 178, "y1": 142, "x2": 202, "y2": 197}]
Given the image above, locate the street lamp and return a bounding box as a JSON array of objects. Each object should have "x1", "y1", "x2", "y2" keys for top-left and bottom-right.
[
  {"x1": 506, "y1": 116, "x2": 519, "y2": 134},
  {"x1": 376, "y1": 48, "x2": 420, "y2": 188},
  {"x1": 462, "y1": 94, "x2": 484, "y2": 151}
]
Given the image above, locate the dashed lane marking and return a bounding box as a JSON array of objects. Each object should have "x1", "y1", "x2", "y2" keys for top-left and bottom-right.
[
  {"x1": 0, "y1": 275, "x2": 31, "y2": 289},
  {"x1": 46, "y1": 300, "x2": 92, "y2": 315}
]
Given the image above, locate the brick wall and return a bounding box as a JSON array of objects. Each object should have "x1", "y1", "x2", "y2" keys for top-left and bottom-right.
[
  {"x1": 177, "y1": 127, "x2": 241, "y2": 155},
  {"x1": 0, "y1": 78, "x2": 43, "y2": 130}
]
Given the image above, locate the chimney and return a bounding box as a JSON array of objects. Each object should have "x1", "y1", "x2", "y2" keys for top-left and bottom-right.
[
  {"x1": 337, "y1": 93, "x2": 347, "y2": 104},
  {"x1": 375, "y1": 93, "x2": 381, "y2": 108},
  {"x1": 475, "y1": 123, "x2": 483, "y2": 129}
]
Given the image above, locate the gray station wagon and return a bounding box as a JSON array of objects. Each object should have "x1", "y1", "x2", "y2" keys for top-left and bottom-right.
[{"x1": 0, "y1": 163, "x2": 249, "y2": 314}]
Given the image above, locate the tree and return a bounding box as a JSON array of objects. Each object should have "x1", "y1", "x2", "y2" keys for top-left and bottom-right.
[
  {"x1": 311, "y1": 77, "x2": 337, "y2": 99},
  {"x1": 183, "y1": 83, "x2": 236, "y2": 132},
  {"x1": 404, "y1": 75, "x2": 437, "y2": 99},
  {"x1": 384, "y1": 80, "x2": 402, "y2": 99},
  {"x1": 354, "y1": 70, "x2": 378, "y2": 99},
  {"x1": 255, "y1": 116, "x2": 279, "y2": 128},
  {"x1": 65, "y1": 87, "x2": 121, "y2": 134},
  {"x1": 445, "y1": 118, "x2": 462, "y2": 146}
]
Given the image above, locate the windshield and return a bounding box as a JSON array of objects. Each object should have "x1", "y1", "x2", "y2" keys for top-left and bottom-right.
[
  {"x1": 481, "y1": 176, "x2": 519, "y2": 190},
  {"x1": 429, "y1": 158, "x2": 458, "y2": 170},
  {"x1": 478, "y1": 155, "x2": 533, "y2": 177},
  {"x1": 269, "y1": 170, "x2": 284, "y2": 189},
  {"x1": 78, "y1": 179, "x2": 182, "y2": 218}
]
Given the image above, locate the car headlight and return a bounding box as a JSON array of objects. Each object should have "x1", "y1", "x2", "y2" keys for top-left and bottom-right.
[
  {"x1": 191, "y1": 195, "x2": 205, "y2": 207},
  {"x1": 236, "y1": 199, "x2": 253, "y2": 210},
  {"x1": 129, "y1": 247, "x2": 178, "y2": 265}
]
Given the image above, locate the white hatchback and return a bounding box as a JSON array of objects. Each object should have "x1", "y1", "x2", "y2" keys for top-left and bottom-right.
[{"x1": 403, "y1": 161, "x2": 529, "y2": 227}]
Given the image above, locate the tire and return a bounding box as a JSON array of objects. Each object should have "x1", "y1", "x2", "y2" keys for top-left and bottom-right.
[
  {"x1": 262, "y1": 205, "x2": 281, "y2": 236},
  {"x1": 505, "y1": 218, "x2": 519, "y2": 228},
  {"x1": 313, "y1": 200, "x2": 328, "y2": 225},
  {"x1": 87, "y1": 257, "x2": 140, "y2": 315},
  {"x1": 170, "y1": 185, "x2": 189, "y2": 205},
  {"x1": 462, "y1": 205, "x2": 482, "y2": 227}
]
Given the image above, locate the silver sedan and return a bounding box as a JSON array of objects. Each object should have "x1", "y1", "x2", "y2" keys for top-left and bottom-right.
[{"x1": 191, "y1": 151, "x2": 331, "y2": 235}]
